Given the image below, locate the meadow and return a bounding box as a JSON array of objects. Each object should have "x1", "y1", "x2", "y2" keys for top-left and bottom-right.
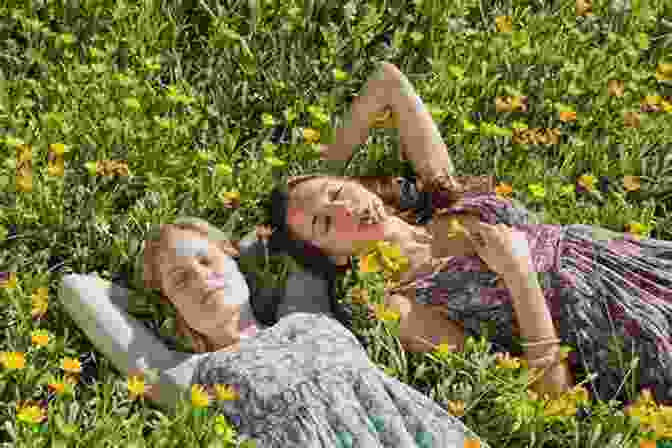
[{"x1": 1, "y1": 0, "x2": 672, "y2": 446}]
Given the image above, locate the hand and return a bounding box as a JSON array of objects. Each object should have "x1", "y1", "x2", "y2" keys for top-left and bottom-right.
[{"x1": 465, "y1": 221, "x2": 533, "y2": 278}]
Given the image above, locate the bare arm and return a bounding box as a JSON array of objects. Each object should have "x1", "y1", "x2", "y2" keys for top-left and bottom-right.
[
  {"x1": 503, "y1": 269, "x2": 574, "y2": 397},
  {"x1": 325, "y1": 62, "x2": 459, "y2": 191}
]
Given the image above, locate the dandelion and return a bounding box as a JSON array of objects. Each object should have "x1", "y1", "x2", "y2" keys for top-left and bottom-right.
[
  {"x1": 495, "y1": 96, "x2": 527, "y2": 113},
  {"x1": 302, "y1": 128, "x2": 321, "y2": 144},
  {"x1": 655, "y1": 62, "x2": 672, "y2": 82},
  {"x1": 16, "y1": 401, "x2": 47, "y2": 425},
  {"x1": 623, "y1": 176, "x2": 641, "y2": 192},
  {"x1": 372, "y1": 303, "x2": 400, "y2": 323},
  {"x1": 0, "y1": 351, "x2": 26, "y2": 370},
  {"x1": 349, "y1": 287, "x2": 369, "y2": 305},
  {"x1": 220, "y1": 190, "x2": 241, "y2": 209},
  {"x1": 495, "y1": 182, "x2": 513, "y2": 199},
  {"x1": 559, "y1": 110, "x2": 577, "y2": 122},
  {"x1": 446, "y1": 400, "x2": 466, "y2": 417},
  {"x1": 495, "y1": 352, "x2": 521, "y2": 370},
  {"x1": 625, "y1": 222, "x2": 649, "y2": 240},
  {"x1": 191, "y1": 384, "x2": 211, "y2": 408},
  {"x1": 495, "y1": 16, "x2": 513, "y2": 33},
  {"x1": 47, "y1": 375, "x2": 75, "y2": 397},
  {"x1": 214, "y1": 384, "x2": 239, "y2": 401},
  {"x1": 578, "y1": 174, "x2": 597, "y2": 192},
  {"x1": 31, "y1": 287, "x2": 49, "y2": 319},
  {"x1": 127, "y1": 374, "x2": 147, "y2": 400},
  {"x1": 31, "y1": 329, "x2": 51, "y2": 347},
  {"x1": 607, "y1": 79, "x2": 625, "y2": 97},
  {"x1": 0, "y1": 272, "x2": 18, "y2": 289}
]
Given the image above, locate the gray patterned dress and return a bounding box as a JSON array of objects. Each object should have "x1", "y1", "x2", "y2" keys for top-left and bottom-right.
[
  {"x1": 193, "y1": 312, "x2": 486, "y2": 447},
  {"x1": 414, "y1": 191, "x2": 672, "y2": 405}
]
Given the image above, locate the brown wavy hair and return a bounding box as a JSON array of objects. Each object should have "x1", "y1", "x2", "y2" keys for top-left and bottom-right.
[{"x1": 141, "y1": 222, "x2": 240, "y2": 354}]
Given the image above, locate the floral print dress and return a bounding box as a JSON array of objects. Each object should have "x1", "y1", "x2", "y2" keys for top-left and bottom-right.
[
  {"x1": 413, "y1": 191, "x2": 672, "y2": 404},
  {"x1": 193, "y1": 313, "x2": 486, "y2": 447}
]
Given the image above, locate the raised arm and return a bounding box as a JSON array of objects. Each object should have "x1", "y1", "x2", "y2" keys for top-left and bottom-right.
[{"x1": 323, "y1": 62, "x2": 459, "y2": 192}]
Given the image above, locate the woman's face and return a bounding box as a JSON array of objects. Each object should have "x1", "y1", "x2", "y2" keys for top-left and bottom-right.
[
  {"x1": 157, "y1": 228, "x2": 249, "y2": 337},
  {"x1": 286, "y1": 177, "x2": 387, "y2": 258}
]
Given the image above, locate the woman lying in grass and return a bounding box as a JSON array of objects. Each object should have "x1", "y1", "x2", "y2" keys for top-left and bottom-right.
[
  {"x1": 269, "y1": 62, "x2": 672, "y2": 404},
  {"x1": 140, "y1": 217, "x2": 487, "y2": 447}
]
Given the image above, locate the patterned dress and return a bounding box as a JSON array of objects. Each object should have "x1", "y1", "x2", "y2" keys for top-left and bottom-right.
[
  {"x1": 193, "y1": 312, "x2": 487, "y2": 447},
  {"x1": 413, "y1": 191, "x2": 672, "y2": 404}
]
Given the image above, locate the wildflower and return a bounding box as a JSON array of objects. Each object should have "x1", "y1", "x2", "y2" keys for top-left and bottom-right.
[
  {"x1": 559, "y1": 110, "x2": 577, "y2": 122},
  {"x1": 214, "y1": 384, "x2": 239, "y2": 401},
  {"x1": 127, "y1": 374, "x2": 147, "y2": 400},
  {"x1": 0, "y1": 351, "x2": 26, "y2": 369},
  {"x1": 16, "y1": 401, "x2": 46, "y2": 425},
  {"x1": 61, "y1": 356, "x2": 82, "y2": 373},
  {"x1": 639, "y1": 439, "x2": 657, "y2": 448},
  {"x1": 47, "y1": 149, "x2": 65, "y2": 177},
  {"x1": 578, "y1": 174, "x2": 597, "y2": 192},
  {"x1": 31, "y1": 287, "x2": 49, "y2": 319},
  {"x1": 16, "y1": 145, "x2": 33, "y2": 191},
  {"x1": 464, "y1": 438, "x2": 481, "y2": 448},
  {"x1": 655, "y1": 62, "x2": 672, "y2": 82},
  {"x1": 607, "y1": 79, "x2": 625, "y2": 97},
  {"x1": 623, "y1": 176, "x2": 641, "y2": 192},
  {"x1": 495, "y1": 352, "x2": 521, "y2": 370},
  {"x1": 31, "y1": 329, "x2": 51, "y2": 347},
  {"x1": 435, "y1": 342, "x2": 455, "y2": 355},
  {"x1": 446, "y1": 217, "x2": 469, "y2": 238},
  {"x1": 495, "y1": 182, "x2": 513, "y2": 199},
  {"x1": 447, "y1": 400, "x2": 466, "y2": 417},
  {"x1": 372, "y1": 303, "x2": 400, "y2": 323},
  {"x1": 495, "y1": 96, "x2": 528, "y2": 113},
  {"x1": 641, "y1": 95, "x2": 663, "y2": 113},
  {"x1": 0, "y1": 272, "x2": 18, "y2": 289},
  {"x1": 220, "y1": 190, "x2": 241, "y2": 209},
  {"x1": 528, "y1": 183, "x2": 546, "y2": 200},
  {"x1": 576, "y1": 0, "x2": 593, "y2": 16},
  {"x1": 359, "y1": 253, "x2": 382, "y2": 273},
  {"x1": 47, "y1": 375, "x2": 75, "y2": 397},
  {"x1": 625, "y1": 222, "x2": 649, "y2": 240},
  {"x1": 624, "y1": 111, "x2": 641, "y2": 128},
  {"x1": 302, "y1": 128, "x2": 321, "y2": 144},
  {"x1": 357, "y1": 241, "x2": 409, "y2": 279},
  {"x1": 191, "y1": 384, "x2": 211, "y2": 408},
  {"x1": 495, "y1": 16, "x2": 513, "y2": 33}
]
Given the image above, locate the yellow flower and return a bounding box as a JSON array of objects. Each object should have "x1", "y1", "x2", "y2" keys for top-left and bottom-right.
[
  {"x1": 49, "y1": 143, "x2": 67, "y2": 155},
  {"x1": 623, "y1": 176, "x2": 641, "y2": 192},
  {"x1": 447, "y1": 400, "x2": 466, "y2": 417},
  {"x1": 495, "y1": 96, "x2": 527, "y2": 113},
  {"x1": 495, "y1": 352, "x2": 521, "y2": 370},
  {"x1": 349, "y1": 287, "x2": 369, "y2": 305},
  {"x1": 528, "y1": 183, "x2": 546, "y2": 200},
  {"x1": 446, "y1": 217, "x2": 468, "y2": 238},
  {"x1": 655, "y1": 62, "x2": 672, "y2": 82},
  {"x1": 16, "y1": 401, "x2": 46, "y2": 425},
  {"x1": 435, "y1": 342, "x2": 455, "y2": 355},
  {"x1": 31, "y1": 287, "x2": 49, "y2": 318},
  {"x1": 0, "y1": 272, "x2": 18, "y2": 289},
  {"x1": 559, "y1": 110, "x2": 577, "y2": 122},
  {"x1": 47, "y1": 158, "x2": 65, "y2": 177},
  {"x1": 578, "y1": 174, "x2": 597, "y2": 192},
  {"x1": 359, "y1": 253, "x2": 382, "y2": 273},
  {"x1": 372, "y1": 303, "x2": 400, "y2": 323},
  {"x1": 495, "y1": 183, "x2": 513, "y2": 199},
  {"x1": 127, "y1": 374, "x2": 147, "y2": 400},
  {"x1": 220, "y1": 190, "x2": 241, "y2": 209},
  {"x1": 214, "y1": 384, "x2": 239, "y2": 401},
  {"x1": 0, "y1": 351, "x2": 26, "y2": 369},
  {"x1": 303, "y1": 128, "x2": 321, "y2": 144},
  {"x1": 495, "y1": 16, "x2": 513, "y2": 33},
  {"x1": 576, "y1": 0, "x2": 593, "y2": 16},
  {"x1": 61, "y1": 357, "x2": 82, "y2": 374},
  {"x1": 625, "y1": 221, "x2": 648, "y2": 239},
  {"x1": 31, "y1": 329, "x2": 51, "y2": 347},
  {"x1": 191, "y1": 384, "x2": 211, "y2": 408},
  {"x1": 16, "y1": 174, "x2": 33, "y2": 192}
]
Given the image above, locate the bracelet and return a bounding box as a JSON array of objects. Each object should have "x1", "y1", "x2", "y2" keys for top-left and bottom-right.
[{"x1": 520, "y1": 337, "x2": 562, "y2": 348}]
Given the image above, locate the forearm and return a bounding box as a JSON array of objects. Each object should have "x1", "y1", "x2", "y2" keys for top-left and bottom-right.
[{"x1": 503, "y1": 269, "x2": 574, "y2": 396}]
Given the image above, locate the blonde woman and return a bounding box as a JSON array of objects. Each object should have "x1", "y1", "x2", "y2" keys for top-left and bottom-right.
[
  {"x1": 138, "y1": 216, "x2": 487, "y2": 447},
  {"x1": 268, "y1": 61, "x2": 672, "y2": 405}
]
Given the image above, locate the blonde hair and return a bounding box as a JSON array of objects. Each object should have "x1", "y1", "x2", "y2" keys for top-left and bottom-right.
[{"x1": 141, "y1": 222, "x2": 240, "y2": 354}]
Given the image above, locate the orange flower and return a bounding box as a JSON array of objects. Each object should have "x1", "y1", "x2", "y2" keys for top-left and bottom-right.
[
  {"x1": 559, "y1": 111, "x2": 577, "y2": 122},
  {"x1": 495, "y1": 182, "x2": 513, "y2": 199},
  {"x1": 464, "y1": 438, "x2": 481, "y2": 448},
  {"x1": 639, "y1": 439, "x2": 657, "y2": 448}
]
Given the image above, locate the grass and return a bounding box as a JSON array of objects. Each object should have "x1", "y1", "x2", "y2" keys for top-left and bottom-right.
[{"x1": 1, "y1": 0, "x2": 672, "y2": 446}]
